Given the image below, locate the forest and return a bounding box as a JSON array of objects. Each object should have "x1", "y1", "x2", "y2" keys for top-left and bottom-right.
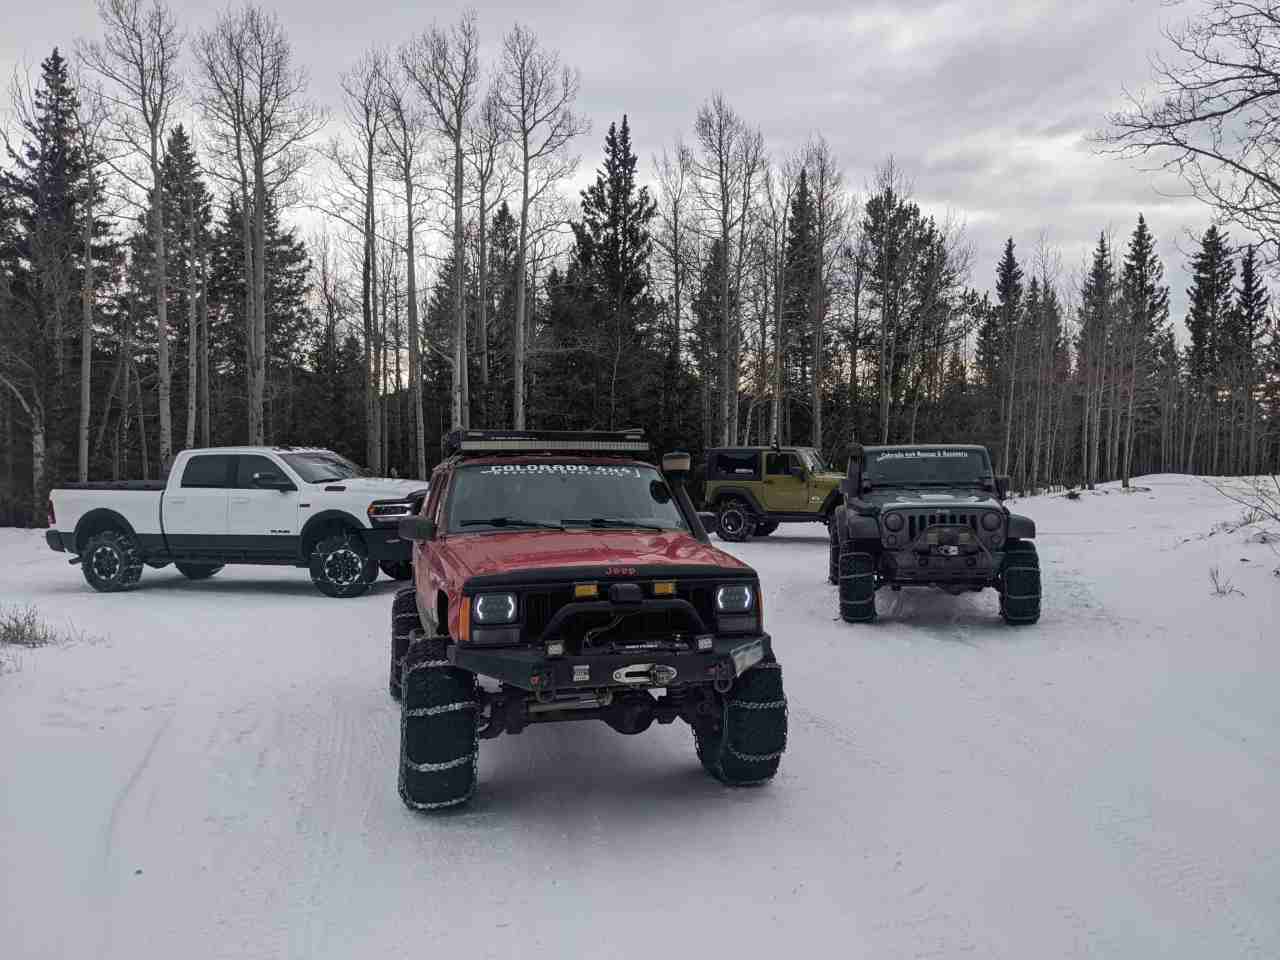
[{"x1": 3, "y1": 0, "x2": 1280, "y2": 526}]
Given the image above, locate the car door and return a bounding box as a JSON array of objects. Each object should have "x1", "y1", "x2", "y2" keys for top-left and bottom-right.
[
  {"x1": 764, "y1": 451, "x2": 809, "y2": 512},
  {"x1": 227, "y1": 454, "x2": 301, "y2": 561},
  {"x1": 163, "y1": 454, "x2": 232, "y2": 556}
]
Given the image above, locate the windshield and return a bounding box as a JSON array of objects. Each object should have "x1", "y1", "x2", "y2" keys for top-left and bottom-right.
[
  {"x1": 281, "y1": 451, "x2": 368, "y2": 484},
  {"x1": 445, "y1": 462, "x2": 688, "y2": 533},
  {"x1": 864, "y1": 448, "x2": 990, "y2": 486},
  {"x1": 798, "y1": 448, "x2": 828, "y2": 472}
]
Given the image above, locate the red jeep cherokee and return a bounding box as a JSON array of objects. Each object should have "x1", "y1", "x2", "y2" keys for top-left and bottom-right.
[{"x1": 390, "y1": 429, "x2": 787, "y2": 811}]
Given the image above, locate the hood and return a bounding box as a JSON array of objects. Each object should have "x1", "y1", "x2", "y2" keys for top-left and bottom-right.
[
  {"x1": 865, "y1": 488, "x2": 1001, "y2": 510},
  {"x1": 317, "y1": 476, "x2": 428, "y2": 499},
  {"x1": 442, "y1": 529, "x2": 750, "y2": 580}
]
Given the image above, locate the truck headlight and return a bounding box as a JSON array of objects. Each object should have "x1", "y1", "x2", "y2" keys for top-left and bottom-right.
[
  {"x1": 715, "y1": 584, "x2": 754, "y2": 613},
  {"x1": 368, "y1": 499, "x2": 416, "y2": 523},
  {"x1": 883, "y1": 512, "x2": 904, "y2": 532},
  {"x1": 473, "y1": 592, "x2": 518, "y2": 624},
  {"x1": 981, "y1": 512, "x2": 1003, "y2": 531}
]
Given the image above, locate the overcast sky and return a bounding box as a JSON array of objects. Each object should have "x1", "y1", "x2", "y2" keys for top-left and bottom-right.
[{"x1": 2, "y1": 0, "x2": 1220, "y2": 327}]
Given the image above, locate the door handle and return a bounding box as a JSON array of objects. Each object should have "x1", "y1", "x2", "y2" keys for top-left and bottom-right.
[
  {"x1": 168, "y1": 497, "x2": 186, "y2": 505},
  {"x1": 231, "y1": 497, "x2": 250, "y2": 504}
]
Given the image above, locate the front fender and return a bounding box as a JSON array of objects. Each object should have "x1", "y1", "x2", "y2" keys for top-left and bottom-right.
[
  {"x1": 1008, "y1": 514, "x2": 1036, "y2": 539},
  {"x1": 838, "y1": 508, "x2": 880, "y2": 542}
]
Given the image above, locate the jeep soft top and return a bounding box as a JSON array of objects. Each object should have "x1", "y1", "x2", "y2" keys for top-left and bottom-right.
[{"x1": 387, "y1": 429, "x2": 788, "y2": 811}]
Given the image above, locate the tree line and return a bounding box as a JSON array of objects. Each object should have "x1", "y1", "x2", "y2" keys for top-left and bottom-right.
[{"x1": 3, "y1": 0, "x2": 1280, "y2": 526}]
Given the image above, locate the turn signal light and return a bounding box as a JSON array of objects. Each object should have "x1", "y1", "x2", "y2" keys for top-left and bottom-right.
[
  {"x1": 653, "y1": 581, "x2": 676, "y2": 596},
  {"x1": 458, "y1": 599, "x2": 471, "y2": 642},
  {"x1": 574, "y1": 582, "x2": 599, "y2": 599}
]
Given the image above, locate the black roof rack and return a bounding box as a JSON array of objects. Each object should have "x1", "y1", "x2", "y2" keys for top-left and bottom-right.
[{"x1": 445, "y1": 428, "x2": 648, "y2": 458}]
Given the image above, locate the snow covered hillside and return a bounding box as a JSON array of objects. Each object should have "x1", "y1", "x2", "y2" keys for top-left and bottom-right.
[{"x1": 2, "y1": 474, "x2": 1278, "y2": 959}]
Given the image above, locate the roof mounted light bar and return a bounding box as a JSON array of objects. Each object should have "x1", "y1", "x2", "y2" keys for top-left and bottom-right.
[{"x1": 446, "y1": 428, "x2": 648, "y2": 457}]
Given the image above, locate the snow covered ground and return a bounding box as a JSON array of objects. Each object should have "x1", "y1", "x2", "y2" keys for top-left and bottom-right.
[{"x1": 2, "y1": 473, "x2": 1278, "y2": 959}]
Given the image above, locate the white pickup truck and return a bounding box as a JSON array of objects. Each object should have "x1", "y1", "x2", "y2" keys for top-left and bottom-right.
[{"x1": 46, "y1": 446, "x2": 428, "y2": 597}]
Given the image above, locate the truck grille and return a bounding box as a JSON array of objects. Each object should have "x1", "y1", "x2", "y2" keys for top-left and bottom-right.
[
  {"x1": 902, "y1": 512, "x2": 981, "y2": 541},
  {"x1": 521, "y1": 581, "x2": 717, "y2": 648}
]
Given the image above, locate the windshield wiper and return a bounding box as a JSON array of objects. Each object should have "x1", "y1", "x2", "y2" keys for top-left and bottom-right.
[
  {"x1": 460, "y1": 517, "x2": 565, "y2": 530},
  {"x1": 567, "y1": 517, "x2": 669, "y2": 532}
]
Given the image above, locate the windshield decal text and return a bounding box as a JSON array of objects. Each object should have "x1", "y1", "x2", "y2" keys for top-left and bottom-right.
[
  {"x1": 874, "y1": 450, "x2": 972, "y2": 462},
  {"x1": 478, "y1": 463, "x2": 643, "y2": 478}
]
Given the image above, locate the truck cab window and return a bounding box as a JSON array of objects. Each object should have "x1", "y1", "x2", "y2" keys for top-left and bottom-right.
[
  {"x1": 181, "y1": 455, "x2": 233, "y2": 489},
  {"x1": 235, "y1": 455, "x2": 282, "y2": 488}
]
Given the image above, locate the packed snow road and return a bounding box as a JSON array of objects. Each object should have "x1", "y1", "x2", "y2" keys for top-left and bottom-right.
[{"x1": 2, "y1": 474, "x2": 1278, "y2": 959}]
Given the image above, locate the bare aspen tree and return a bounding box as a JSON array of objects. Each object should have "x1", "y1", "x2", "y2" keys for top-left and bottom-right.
[
  {"x1": 494, "y1": 23, "x2": 587, "y2": 429},
  {"x1": 759, "y1": 156, "x2": 800, "y2": 444},
  {"x1": 329, "y1": 51, "x2": 388, "y2": 471},
  {"x1": 654, "y1": 142, "x2": 696, "y2": 439},
  {"x1": 380, "y1": 60, "x2": 430, "y2": 478},
  {"x1": 196, "y1": 4, "x2": 322, "y2": 445},
  {"x1": 804, "y1": 136, "x2": 849, "y2": 450},
  {"x1": 691, "y1": 94, "x2": 764, "y2": 445},
  {"x1": 404, "y1": 11, "x2": 479, "y2": 430},
  {"x1": 73, "y1": 77, "x2": 110, "y2": 482},
  {"x1": 466, "y1": 89, "x2": 513, "y2": 425},
  {"x1": 81, "y1": 0, "x2": 183, "y2": 473}
]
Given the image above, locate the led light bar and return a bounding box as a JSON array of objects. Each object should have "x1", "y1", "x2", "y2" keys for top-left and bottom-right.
[{"x1": 447, "y1": 429, "x2": 648, "y2": 455}]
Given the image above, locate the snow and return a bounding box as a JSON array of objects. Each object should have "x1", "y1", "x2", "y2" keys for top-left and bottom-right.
[{"x1": 2, "y1": 474, "x2": 1278, "y2": 959}]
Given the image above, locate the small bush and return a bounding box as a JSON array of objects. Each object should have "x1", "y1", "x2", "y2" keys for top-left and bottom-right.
[
  {"x1": 1208, "y1": 566, "x2": 1245, "y2": 598},
  {"x1": 0, "y1": 605, "x2": 89, "y2": 648}
]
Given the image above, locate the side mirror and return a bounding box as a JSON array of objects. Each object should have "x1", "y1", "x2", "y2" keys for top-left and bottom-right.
[
  {"x1": 662, "y1": 450, "x2": 692, "y2": 486},
  {"x1": 252, "y1": 471, "x2": 294, "y2": 491},
  {"x1": 398, "y1": 516, "x2": 437, "y2": 542},
  {"x1": 697, "y1": 511, "x2": 719, "y2": 535},
  {"x1": 841, "y1": 460, "x2": 863, "y2": 498},
  {"x1": 994, "y1": 475, "x2": 1009, "y2": 500}
]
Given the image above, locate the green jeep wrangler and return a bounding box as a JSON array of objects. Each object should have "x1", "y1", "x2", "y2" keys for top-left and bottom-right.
[{"x1": 702, "y1": 446, "x2": 845, "y2": 542}]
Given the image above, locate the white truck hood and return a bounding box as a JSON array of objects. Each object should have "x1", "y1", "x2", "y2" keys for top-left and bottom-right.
[{"x1": 317, "y1": 477, "x2": 428, "y2": 498}]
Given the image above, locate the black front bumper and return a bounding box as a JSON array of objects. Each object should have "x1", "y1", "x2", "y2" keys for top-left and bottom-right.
[
  {"x1": 450, "y1": 633, "x2": 772, "y2": 693},
  {"x1": 883, "y1": 546, "x2": 1002, "y2": 584},
  {"x1": 364, "y1": 525, "x2": 411, "y2": 564},
  {"x1": 46, "y1": 530, "x2": 75, "y2": 554}
]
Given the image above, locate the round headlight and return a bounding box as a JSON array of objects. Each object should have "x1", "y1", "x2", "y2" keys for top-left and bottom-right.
[
  {"x1": 981, "y1": 512, "x2": 1003, "y2": 531},
  {"x1": 715, "y1": 584, "x2": 754, "y2": 613},
  {"x1": 473, "y1": 593, "x2": 518, "y2": 624},
  {"x1": 883, "y1": 512, "x2": 904, "y2": 532}
]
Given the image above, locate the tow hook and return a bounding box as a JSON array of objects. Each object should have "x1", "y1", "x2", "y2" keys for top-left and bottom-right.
[
  {"x1": 530, "y1": 667, "x2": 556, "y2": 703},
  {"x1": 712, "y1": 660, "x2": 735, "y2": 694},
  {"x1": 67, "y1": 556, "x2": 82, "y2": 566}
]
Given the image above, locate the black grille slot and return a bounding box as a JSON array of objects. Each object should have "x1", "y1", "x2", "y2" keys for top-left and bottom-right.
[{"x1": 906, "y1": 512, "x2": 979, "y2": 540}]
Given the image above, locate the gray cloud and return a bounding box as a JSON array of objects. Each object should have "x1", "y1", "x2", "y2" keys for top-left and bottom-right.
[{"x1": 2, "y1": 0, "x2": 1227, "y2": 327}]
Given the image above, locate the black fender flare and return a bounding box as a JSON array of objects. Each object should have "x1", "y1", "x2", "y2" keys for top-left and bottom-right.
[
  {"x1": 818, "y1": 488, "x2": 842, "y2": 518},
  {"x1": 839, "y1": 509, "x2": 881, "y2": 543},
  {"x1": 299, "y1": 510, "x2": 368, "y2": 561},
  {"x1": 73, "y1": 508, "x2": 139, "y2": 553},
  {"x1": 1008, "y1": 514, "x2": 1036, "y2": 539},
  {"x1": 709, "y1": 486, "x2": 767, "y2": 516}
]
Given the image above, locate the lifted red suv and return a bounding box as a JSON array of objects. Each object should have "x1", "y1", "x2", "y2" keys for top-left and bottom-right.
[{"x1": 390, "y1": 430, "x2": 787, "y2": 811}]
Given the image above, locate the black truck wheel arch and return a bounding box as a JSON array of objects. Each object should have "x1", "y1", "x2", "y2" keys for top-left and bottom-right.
[{"x1": 1008, "y1": 514, "x2": 1036, "y2": 539}]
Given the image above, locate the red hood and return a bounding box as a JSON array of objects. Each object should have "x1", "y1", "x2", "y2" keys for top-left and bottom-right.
[{"x1": 440, "y1": 530, "x2": 750, "y2": 579}]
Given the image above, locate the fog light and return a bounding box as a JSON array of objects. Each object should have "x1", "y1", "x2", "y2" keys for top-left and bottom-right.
[
  {"x1": 547, "y1": 641, "x2": 564, "y2": 657},
  {"x1": 886, "y1": 534, "x2": 898, "y2": 546},
  {"x1": 653, "y1": 580, "x2": 676, "y2": 596},
  {"x1": 696, "y1": 635, "x2": 713, "y2": 652}
]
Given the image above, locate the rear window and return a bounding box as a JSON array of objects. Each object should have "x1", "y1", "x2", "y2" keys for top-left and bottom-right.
[
  {"x1": 712, "y1": 451, "x2": 760, "y2": 480},
  {"x1": 181, "y1": 455, "x2": 232, "y2": 489}
]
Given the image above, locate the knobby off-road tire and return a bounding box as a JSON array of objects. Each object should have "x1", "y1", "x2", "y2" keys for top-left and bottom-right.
[
  {"x1": 999, "y1": 539, "x2": 1041, "y2": 625},
  {"x1": 398, "y1": 636, "x2": 479, "y2": 811},
  {"x1": 81, "y1": 530, "x2": 144, "y2": 593},
  {"x1": 695, "y1": 659, "x2": 787, "y2": 785},
  {"x1": 828, "y1": 510, "x2": 843, "y2": 585},
  {"x1": 716, "y1": 498, "x2": 756, "y2": 543},
  {"x1": 838, "y1": 544, "x2": 877, "y2": 623},
  {"x1": 175, "y1": 562, "x2": 223, "y2": 580},
  {"x1": 389, "y1": 587, "x2": 421, "y2": 701},
  {"x1": 753, "y1": 520, "x2": 779, "y2": 537},
  {"x1": 379, "y1": 559, "x2": 414, "y2": 581},
  {"x1": 309, "y1": 532, "x2": 376, "y2": 598}
]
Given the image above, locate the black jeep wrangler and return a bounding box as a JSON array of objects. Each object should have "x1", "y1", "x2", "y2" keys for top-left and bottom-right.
[{"x1": 828, "y1": 444, "x2": 1041, "y2": 625}]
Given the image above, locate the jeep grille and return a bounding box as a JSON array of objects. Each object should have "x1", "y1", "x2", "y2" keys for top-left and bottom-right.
[{"x1": 894, "y1": 511, "x2": 983, "y2": 542}]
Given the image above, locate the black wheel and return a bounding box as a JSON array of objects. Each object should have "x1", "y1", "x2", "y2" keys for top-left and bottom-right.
[
  {"x1": 754, "y1": 520, "x2": 779, "y2": 537},
  {"x1": 309, "y1": 531, "x2": 375, "y2": 598},
  {"x1": 838, "y1": 544, "x2": 877, "y2": 623},
  {"x1": 81, "y1": 530, "x2": 144, "y2": 593},
  {"x1": 389, "y1": 586, "x2": 421, "y2": 701},
  {"x1": 1000, "y1": 540, "x2": 1041, "y2": 624},
  {"x1": 379, "y1": 559, "x2": 414, "y2": 581},
  {"x1": 716, "y1": 498, "x2": 756, "y2": 543},
  {"x1": 175, "y1": 562, "x2": 223, "y2": 580},
  {"x1": 398, "y1": 636, "x2": 479, "y2": 811},
  {"x1": 828, "y1": 508, "x2": 844, "y2": 585},
  {"x1": 694, "y1": 658, "x2": 787, "y2": 785}
]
